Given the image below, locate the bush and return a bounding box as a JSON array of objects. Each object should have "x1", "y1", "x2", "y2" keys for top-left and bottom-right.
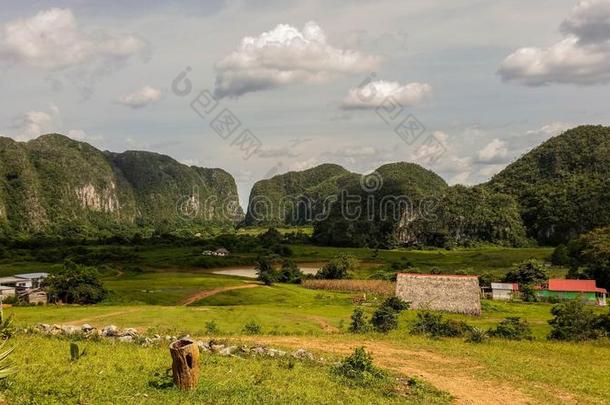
[
  {"x1": 488, "y1": 317, "x2": 533, "y2": 340},
  {"x1": 205, "y1": 321, "x2": 220, "y2": 334},
  {"x1": 410, "y1": 312, "x2": 473, "y2": 338},
  {"x1": 277, "y1": 260, "x2": 303, "y2": 284},
  {"x1": 242, "y1": 320, "x2": 262, "y2": 335},
  {"x1": 548, "y1": 301, "x2": 605, "y2": 341},
  {"x1": 551, "y1": 244, "x2": 570, "y2": 266},
  {"x1": 331, "y1": 347, "x2": 386, "y2": 386},
  {"x1": 370, "y1": 297, "x2": 409, "y2": 333},
  {"x1": 43, "y1": 260, "x2": 108, "y2": 304},
  {"x1": 0, "y1": 314, "x2": 15, "y2": 340},
  {"x1": 255, "y1": 256, "x2": 277, "y2": 286},
  {"x1": 503, "y1": 259, "x2": 548, "y2": 285},
  {"x1": 520, "y1": 284, "x2": 538, "y2": 302},
  {"x1": 465, "y1": 327, "x2": 488, "y2": 343},
  {"x1": 349, "y1": 307, "x2": 369, "y2": 333},
  {"x1": 316, "y1": 255, "x2": 358, "y2": 280}
]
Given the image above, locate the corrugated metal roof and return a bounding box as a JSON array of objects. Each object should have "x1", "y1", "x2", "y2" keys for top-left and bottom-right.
[
  {"x1": 491, "y1": 283, "x2": 518, "y2": 291},
  {"x1": 14, "y1": 273, "x2": 48, "y2": 279},
  {"x1": 547, "y1": 279, "x2": 607, "y2": 294},
  {"x1": 0, "y1": 277, "x2": 23, "y2": 284}
]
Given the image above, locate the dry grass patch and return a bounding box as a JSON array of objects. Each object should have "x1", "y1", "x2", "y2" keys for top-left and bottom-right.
[{"x1": 303, "y1": 279, "x2": 395, "y2": 296}]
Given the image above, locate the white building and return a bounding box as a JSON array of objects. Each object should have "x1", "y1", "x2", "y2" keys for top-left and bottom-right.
[{"x1": 491, "y1": 282, "x2": 519, "y2": 301}]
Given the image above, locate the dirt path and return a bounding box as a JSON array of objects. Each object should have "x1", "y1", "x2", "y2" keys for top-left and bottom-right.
[
  {"x1": 65, "y1": 308, "x2": 144, "y2": 325},
  {"x1": 180, "y1": 283, "x2": 260, "y2": 306},
  {"x1": 241, "y1": 335, "x2": 536, "y2": 405}
]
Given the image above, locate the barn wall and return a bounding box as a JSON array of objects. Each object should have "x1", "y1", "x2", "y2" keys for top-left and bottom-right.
[{"x1": 395, "y1": 274, "x2": 481, "y2": 315}]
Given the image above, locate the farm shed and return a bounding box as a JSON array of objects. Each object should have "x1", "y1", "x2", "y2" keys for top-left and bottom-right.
[
  {"x1": 20, "y1": 289, "x2": 48, "y2": 305},
  {"x1": 395, "y1": 273, "x2": 481, "y2": 315},
  {"x1": 491, "y1": 282, "x2": 518, "y2": 301},
  {"x1": 537, "y1": 279, "x2": 607, "y2": 306},
  {"x1": 0, "y1": 286, "x2": 15, "y2": 297}
]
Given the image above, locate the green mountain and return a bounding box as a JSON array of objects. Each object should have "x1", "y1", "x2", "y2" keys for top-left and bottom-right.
[
  {"x1": 0, "y1": 134, "x2": 242, "y2": 239},
  {"x1": 312, "y1": 162, "x2": 449, "y2": 247},
  {"x1": 486, "y1": 125, "x2": 610, "y2": 244},
  {"x1": 244, "y1": 163, "x2": 356, "y2": 226}
]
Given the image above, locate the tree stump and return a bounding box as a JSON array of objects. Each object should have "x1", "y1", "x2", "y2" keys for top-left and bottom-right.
[{"x1": 169, "y1": 338, "x2": 200, "y2": 390}]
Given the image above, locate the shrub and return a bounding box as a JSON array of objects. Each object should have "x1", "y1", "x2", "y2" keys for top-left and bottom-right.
[
  {"x1": 0, "y1": 339, "x2": 15, "y2": 379},
  {"x1": 551, "y1": 244, "x2": 570, "y2": 266},
  {"x1": 255, "y1": 256, "x2": 277, "y2": 286},
  {"x1": 349, "y1": 307, "x2": 369, "y2": 333},
  {"x1": 205, "y1": 321, "x2": 220, "y2": 334},
  {"x1": 465, "y1": 327, "x2": 488, "y2": 343},
  {"x1": 410, "y1": 312, "x2": 472, "y2": 338},
  {"x1": 43, "y1": 260, "x2": 108, "y2": 304},
  {"x1": 370, "y1": 297, "x2": 409, "y2": 333},
  {"x1": 331, "y1": 347, "x2": 386, "y2": 386},
  {"x1": 316, "y1": 255, "x2": 358, "y2": 279},
  {"x1": 488, "y1": 317, "x2": 533, "y2": 340},
  {"x1": 242, "y1": 320, "x2": 262, "y2": 335},
  {"x1": 0, "y1": 314, "x2": 15, "y2": 340},
  {"x1": 548, "y1": 301, "x2": 605, "y2": 341},
  {"x1": 520, "y1": 284, "x2": 538, "y2": 302},
  {"x1": 277, "y1": 260, "x2": 303, "y2": 284}
]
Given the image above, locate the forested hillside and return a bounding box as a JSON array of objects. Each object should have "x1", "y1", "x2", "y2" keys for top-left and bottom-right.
[
  {"x1": 0, "y1": 134, "x2": 242, "y2": 239},
  {"x1": 487, "y1": 125, "x2": 610, "y2": 244}
]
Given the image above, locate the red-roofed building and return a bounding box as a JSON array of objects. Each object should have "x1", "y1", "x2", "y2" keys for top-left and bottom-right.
[{"x1": 537, "y1": 279, "x2": 607, "y2": 306}]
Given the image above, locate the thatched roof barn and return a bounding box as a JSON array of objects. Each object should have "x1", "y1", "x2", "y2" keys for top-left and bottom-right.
[{"x1": 395, "y1": 273, "x2": 481, "y2": 315}]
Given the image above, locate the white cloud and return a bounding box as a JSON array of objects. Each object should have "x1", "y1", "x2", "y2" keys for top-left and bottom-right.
[
  {"x1": 477, "y1": 138, "x2": 508, "y2": 163},
  {"x1": 11, "y1": 104, "x2": 61, "y2": 141},
  {"x1": 479, "y1": 164, "x2": 506, "y2": 179},
  {"x1": 409, "y1": 131, "x2": 474, "y2": 185},
  {"x1": 257, "y1": 147, "x2": 300, "y2": 158},
  {"x1": 0, "y1": 8, "x2": 148, "y2": 70},
  {"x1": 526, "y1": 121, "x2": 572, "y2": 137},
  {"x1": 214, "y1": 21, "x2": 379, "y2": 98},
  {"x1": 116, "y1": 86, "x2": 162, "y2": 108},
  {"x1": 341, "y1": 80, "x2": 431, "y2": 110},
  {"x1": 289, "y1": 156, "x2": 318, "y2": 172},
  {"x1": 499, "y1": 0, "x2": 610, "y2": 85},
  {"x1": 67, "y1": 129, "x2": 104, "y2": 144}
]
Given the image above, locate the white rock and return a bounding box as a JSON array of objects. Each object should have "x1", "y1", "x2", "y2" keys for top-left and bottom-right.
[
  {"x1": 81, "y1": 324, "x2": 93, "y2": 332},
  {"x1": 102, "y1": 325, "x2": 119, "y2": 337},
  {"x1": 118, "y1": 336, "x2": 133, "y2": 343}
]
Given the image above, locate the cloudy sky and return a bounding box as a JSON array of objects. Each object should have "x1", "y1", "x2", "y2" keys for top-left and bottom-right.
[{"x1": 1, "y1": 0, "x2": 610, "y2": 207}]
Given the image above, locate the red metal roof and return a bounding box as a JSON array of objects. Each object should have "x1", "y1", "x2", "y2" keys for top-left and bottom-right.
[
  {"x1": 547, "y1": 279, "x2": 607, "y2": 294},
  {"x1": 397, "y1": 273, "x2": 478, "y2": 279}
]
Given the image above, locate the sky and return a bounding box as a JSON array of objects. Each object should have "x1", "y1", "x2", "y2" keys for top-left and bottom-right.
[{"x1": 1, "y1": 0, "x2": 610, "y2": 208}]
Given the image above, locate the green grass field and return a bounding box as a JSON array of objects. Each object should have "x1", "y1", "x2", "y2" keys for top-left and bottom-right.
[{"x1": 2, "y1": 243, "x2": 607, "y2": 404}]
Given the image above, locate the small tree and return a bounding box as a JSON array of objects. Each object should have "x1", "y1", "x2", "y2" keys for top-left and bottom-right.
[
  {"x1": 277, "y1": 259, "x2": 303, "y2": 284},
  {"x1": 503, "y1": 259, "x2": 548, "y2": 285},
  {"x1": 317, "y1": 255, "x2": 358, "y2": 279},
  {"x1": 548, "y1": 300, "x2": 604, "y2": 341},
  {"x1": 43, "y1": 261, "x2": 107, "y2": 304},
  {"x1": 349, "y1": 307, "x2": 369, "y2": 333},
  {"x1": 370, "y1": 297, "x2": 409, "y2": 333},
  {"x1": 255, "y1": 256, "x2": 277, "y2": 286},
  {"x1": 551, "y1": 244, "x2": 570, "y2": 266}
]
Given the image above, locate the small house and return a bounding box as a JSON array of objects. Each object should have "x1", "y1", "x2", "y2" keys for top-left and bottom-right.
[
  {"x1": 537, "y1": 279, "x2": 607, "y2": 306},
  {"x1": 14, "y1": 273, "x2": 48, "y2": 289},
  {"x1": 395, "y1": 273, "x2": 481, "y2": 315},
  {"x1": 491, "y1": 282, "x2": 519, "y2": 301}
]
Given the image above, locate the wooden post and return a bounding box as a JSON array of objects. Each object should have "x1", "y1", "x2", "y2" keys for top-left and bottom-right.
[{"x1": 169, "y1": 338, "x2": 200, "y2": 390}]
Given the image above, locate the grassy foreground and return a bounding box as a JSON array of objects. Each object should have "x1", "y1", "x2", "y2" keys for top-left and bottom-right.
[{"x1": 3, "y1": 335, "x2": 449, "y2": 404}]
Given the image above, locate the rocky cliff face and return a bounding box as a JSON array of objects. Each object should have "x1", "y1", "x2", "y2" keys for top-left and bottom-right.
[{"x1": 0, "y1": 134, "x2": 242, "y2": 238}]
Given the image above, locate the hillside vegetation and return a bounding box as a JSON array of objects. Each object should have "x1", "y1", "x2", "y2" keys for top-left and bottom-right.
[
  {"x1": 487, "y1": 125, "x2": 610, "y2": 244},
  {"x1": 0, "y1": 134, "x2": 242, "y2": 239}
]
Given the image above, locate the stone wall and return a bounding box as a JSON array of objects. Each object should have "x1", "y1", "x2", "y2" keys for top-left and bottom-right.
[{"x1": 395, "y1": 273, "x2": 481, "y2": 315}]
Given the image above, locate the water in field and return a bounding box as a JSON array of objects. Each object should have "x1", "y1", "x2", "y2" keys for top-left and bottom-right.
[{"x1": 212, "y1": 265, "x2": 321, "y2": 278}]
